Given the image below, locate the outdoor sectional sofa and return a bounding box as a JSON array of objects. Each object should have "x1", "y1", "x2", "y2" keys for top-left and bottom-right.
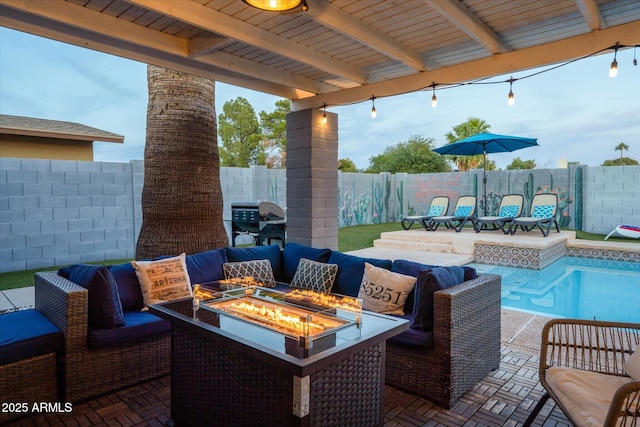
[{"x1": 32, "y1": 242, "x2": 501, "y2": 409}]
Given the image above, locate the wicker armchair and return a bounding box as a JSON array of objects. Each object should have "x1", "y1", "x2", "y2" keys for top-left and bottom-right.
[
  {"x1": 385, "y1": 273, "x2": 502, "y2": 409},
  {"x1": 524, "y1": 319, "x2": 640, "y2": 427},
  {"x1": 35, "y1": 271, "x2": 171, "y2": 403}
]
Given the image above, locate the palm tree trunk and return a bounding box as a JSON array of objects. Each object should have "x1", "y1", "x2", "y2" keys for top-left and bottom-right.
[{"x1": 136, "y1": 65, "x2": 228, "y2": 259}]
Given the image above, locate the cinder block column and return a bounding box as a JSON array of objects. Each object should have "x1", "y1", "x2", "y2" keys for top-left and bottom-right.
[{"x1": 286, "y1": 108, "x2": 338, "y2": 249}]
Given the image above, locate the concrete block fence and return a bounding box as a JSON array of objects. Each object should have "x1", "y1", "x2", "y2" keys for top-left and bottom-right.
[{"x1": 1, "y1": 157, "x2": 638, "y2": 273}]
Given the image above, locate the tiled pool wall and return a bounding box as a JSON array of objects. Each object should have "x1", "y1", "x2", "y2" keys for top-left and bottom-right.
[
  {"x1": 475, "y1": 241, "x2": 639, "y2": 270},
  {"x1": 566, "y1": 246, "x2": 640, "y2": 264},
  {"x1": 474, "y1": 241, "x2": 567, "y2": 269}
]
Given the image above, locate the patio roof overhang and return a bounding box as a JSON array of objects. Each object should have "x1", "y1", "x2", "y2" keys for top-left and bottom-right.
[{"x1": 1, "y1": 0, "x2": 639, "y2": 112}]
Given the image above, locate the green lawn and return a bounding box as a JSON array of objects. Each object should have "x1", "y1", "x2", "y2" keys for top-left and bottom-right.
[{"x1": 0, "y1": 225, "x2": 631, "y2": 291}]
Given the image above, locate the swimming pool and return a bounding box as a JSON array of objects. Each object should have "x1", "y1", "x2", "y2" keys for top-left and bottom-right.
[{"x1": 469, "y1": 257, "x2": 640, "y2": 323}]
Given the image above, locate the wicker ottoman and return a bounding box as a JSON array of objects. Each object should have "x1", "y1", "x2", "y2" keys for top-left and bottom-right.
[{"x1": 0, "y1": 309, "x2": 63, "y2": 424}]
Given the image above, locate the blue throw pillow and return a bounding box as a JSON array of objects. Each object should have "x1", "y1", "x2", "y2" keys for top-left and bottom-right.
[
  {"x1": 411, "y1": 266, "x2": 465, "y2": 332},
  {"x1": 453, "y1": 205, "x2": 472, "y2": 217},
  {"x1": 391, "y1": 259, "x2": 436, "y2": 313},
  {"x1": 226, "y1": 244, "x2": 283, "y2": 282},
  {"x1": 427, "y1": 206, "x2": 443, "y2": 216},
  {"x1": 186, "y1": 248, "x2": 228, "y2": 285},
  {"x1": 282, "y1": 243, "x2": 332, "y2": 283},
  {"x1": 499, "y1": 205, "x2": 519, "y2": 217},
  {"x1": 109, "y1": 262, "x2": 144, "y2": 312},
  {"x1": 67, "y1": 264, "x2": 125, "y2": 329},
  {"x1": 327, "y1": 251, "x2": 392, "y2": 297},
  {"x1": 532, "y1": 204, "x2": 554, "y2": 218}
]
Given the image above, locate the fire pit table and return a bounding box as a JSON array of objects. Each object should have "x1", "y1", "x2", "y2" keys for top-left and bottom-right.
[{"x1": 150, "y1": 284, "x2": 408, "y2": 427}]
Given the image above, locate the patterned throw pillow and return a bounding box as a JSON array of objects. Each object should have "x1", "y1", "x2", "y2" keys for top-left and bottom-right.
[
  {"x1": 290, "y1": 258, "x2": 338, "y2": 293},
  {"x1": 223, "y1": 259, "x2": 276, "y2": 288},
  {"x1": 427, "y1": 205, "x2": 443, "y2": 216},
  {"x1": 532, "y1": 204, "x2": 554, "y2": 218},
  {"x1": 453, "y1": 205, "x2": 472, "y2": 217},
  {"x1": 357, "y1": 263, "x2": 416, "y2": 315},
  {"x1": 132, "y1": 253, "x2": 192, "y2": 308},
  {"x1": 498, "y1": 205, "x2": 519, "y2": 218}
]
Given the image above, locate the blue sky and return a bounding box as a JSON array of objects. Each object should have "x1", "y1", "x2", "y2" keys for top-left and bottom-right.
[{"x1": 1, "y1": 28, "x2": 638, "y2": 170}]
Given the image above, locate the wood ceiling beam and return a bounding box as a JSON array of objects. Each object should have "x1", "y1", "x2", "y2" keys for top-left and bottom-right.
[
  {"x1": 125, "y1": 0, "x2": 368, "y2": 84},
  {"x1": 292, "y1": 20, "x2": 640, "y2": 110},
  {"x1": 305, "y1": 0, "x2": 427, "y2": 72},
  {"x1": 189, "y1": 33, "x2": 230, "y2": 58},
  {"x1": 575, "y1": 0, "x2": 607, "y2": 30},
  {"x1": 424, "y1": 0, "x2": 512, "y2": 54},
  {"x1": 0, "y1": 0, "x2": 332, "y2": 96}
]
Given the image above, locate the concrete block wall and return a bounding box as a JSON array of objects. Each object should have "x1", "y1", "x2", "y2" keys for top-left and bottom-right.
[
  {"x1": 1, "y1": 158, "x2": 637, "y2": 273},
  {"x1": 1, "y1": 158, "x2": 136, "y2": 272},
  {"x1": 583, "y1": 165, "x2": 640, "y2": 235}
]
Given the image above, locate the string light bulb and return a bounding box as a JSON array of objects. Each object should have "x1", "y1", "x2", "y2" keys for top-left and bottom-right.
[
  {"x1": 430, "y1": 82, "x2": 437, "y2": 108},
  {"x1": 370, "y1": 96, "x2": 377, "y2": 118},
  {"x1": 609, "y1": 43, "x2": 620, "y2": 77},
  {"x1": 633, "y1": 45, "x2": 637, "y2": 66},
  {"x1": 321, "y1": 104, "x2": 327, "y2": 124},
  {"x1": 507, "y1": 77, "x2": 515, "y2": 106}
]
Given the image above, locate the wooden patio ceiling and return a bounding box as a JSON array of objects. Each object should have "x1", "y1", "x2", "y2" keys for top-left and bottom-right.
[{"x1": 1, "y1": 0, "x2": 639, "y2": 111}]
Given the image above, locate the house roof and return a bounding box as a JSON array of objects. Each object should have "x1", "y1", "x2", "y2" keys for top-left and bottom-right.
[
  {"x1": 0, "y1": 0, "x2": 638, "y2": 112},
  {"x1": 0, "y1": 114, "x2": 124, "y2": 143}
]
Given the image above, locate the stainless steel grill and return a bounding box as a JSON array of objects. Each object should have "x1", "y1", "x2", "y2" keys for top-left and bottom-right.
[{"x1": 231, "y1": 201, "x2": 286, "y2": 247}]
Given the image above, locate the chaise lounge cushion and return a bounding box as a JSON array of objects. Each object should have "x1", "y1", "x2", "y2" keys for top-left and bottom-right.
[
  {"x1": 0, "y1": 309, "x2": 63, "y2": 365},
  {"x1": 226, "y1": 244, "x2": 283, "y2": 282},
  {"x1": 282, "y1": 243, "x2": 332, "y2": 283},
  {"x1": 66, "y1": 264, "x2": 125, "y2": 329},
  {"x1": 411, "y1": 266, "x2": 466, "y2": 332},
  {"x1": 87, "y1": 311, "x2": 170, "y2": 349},
  {"x1": 328, "y1": 251, "x2": 392, "y2": 297}
]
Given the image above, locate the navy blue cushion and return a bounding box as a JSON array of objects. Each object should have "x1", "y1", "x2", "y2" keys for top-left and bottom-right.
[
  {"x1": 387, "y1": 315, "x2": 434, "y2": 349},
  {"x1": 226, "y1": 244, "x2": 283, "y2": 282},
  {"x1": 186, "y1": 248, "x2": 228, "y2": 285},
  {"x1": 109, "y1": 262, "x2": 144, "y2": 312},
  {"x1": 67, "y1": 264, "x2": 125, "y2": 329},
  {"x1": 0, "y1": 309, "x2": 63, "y2": 365},
  {"x1": 87, "y1": 311, "x2": 170, "y2": 349},
  {"x1": 391, "y1": 260, "x2": 437, "y2": 314},
  {"x1": 327, "y1": 252, "x2": 392, "y2": 297},
  {"x1": 282, "y1": 243, "x2": 332, "y2": 283},
  {"x1": 411, "y1": 266, "x2": 465, "y2": 332}
]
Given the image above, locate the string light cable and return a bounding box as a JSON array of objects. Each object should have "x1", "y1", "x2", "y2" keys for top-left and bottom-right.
[{"x1": 314, "y1": 42, "x2": 638, "y2": 114}]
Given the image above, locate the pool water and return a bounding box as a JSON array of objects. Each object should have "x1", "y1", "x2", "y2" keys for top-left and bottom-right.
[{"x1": 469, "y1": 257, "x2": 640, "y2": 323}]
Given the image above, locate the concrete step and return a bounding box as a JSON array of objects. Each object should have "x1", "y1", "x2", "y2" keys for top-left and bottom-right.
[{"x1": 373, "y1": 238, "x2": 455, "y2": 253}]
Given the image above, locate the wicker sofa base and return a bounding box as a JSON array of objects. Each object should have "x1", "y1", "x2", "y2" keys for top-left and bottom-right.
[
  {"x1": 0, "y1": 353, "x2": 59, "y2": 424},
  {"x1": 386, "y1": 273, "x2": 502, "y2": 408},
  {"x1": 35, "y1": 271, "x2": 171, "y2": 403}
]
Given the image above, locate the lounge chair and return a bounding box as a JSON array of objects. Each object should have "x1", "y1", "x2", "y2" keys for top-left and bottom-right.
[
  {"x1": 509, "y1": 193, "x2": 559, "y2": 237},
  {"x1": 401, "y1": 196, "x2": 449, "y2": 230},
  {"x1": 474, "y1": 194, "x2": 524, "y2": 234},
  {"x1": 605, "y1": 224, "x2": 640, "y2": 240},
  {"x1": 426, "y1": 195, "x2": 476, "y2": 232},
  {"x1": 523, "y1": 318, "x2": 640, "y2": 427}
]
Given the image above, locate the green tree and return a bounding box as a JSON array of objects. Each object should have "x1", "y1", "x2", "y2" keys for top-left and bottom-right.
[
  {"x1": 445, "y1": 117, "x2": 491, "y2": 171},
  {"x1": 338, "y1": 158, "x2": 358, "y2": 172},
  {"x1": 602, "y1": 157, "x2": 638, "y2": 166},
  {"x1": 259, "y1": 99, "x2": 289, "y2": 168},
  {"x1": 218, "y1": 97, "x2": 264, "y2": 167},
  {"x1": 506, "y1": 157, "x2": 536, "y2": 170},
  {"x1": 366, "y1": 135, "x2": 451, "y2": 173},
  {"x1": 615, "y1": 142, "x2": 629, "y2": 163}
]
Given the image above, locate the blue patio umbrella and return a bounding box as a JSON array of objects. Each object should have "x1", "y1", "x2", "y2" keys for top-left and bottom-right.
[{"x1": 433, "y1": 133, "x2": 539, "y2": 214}]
